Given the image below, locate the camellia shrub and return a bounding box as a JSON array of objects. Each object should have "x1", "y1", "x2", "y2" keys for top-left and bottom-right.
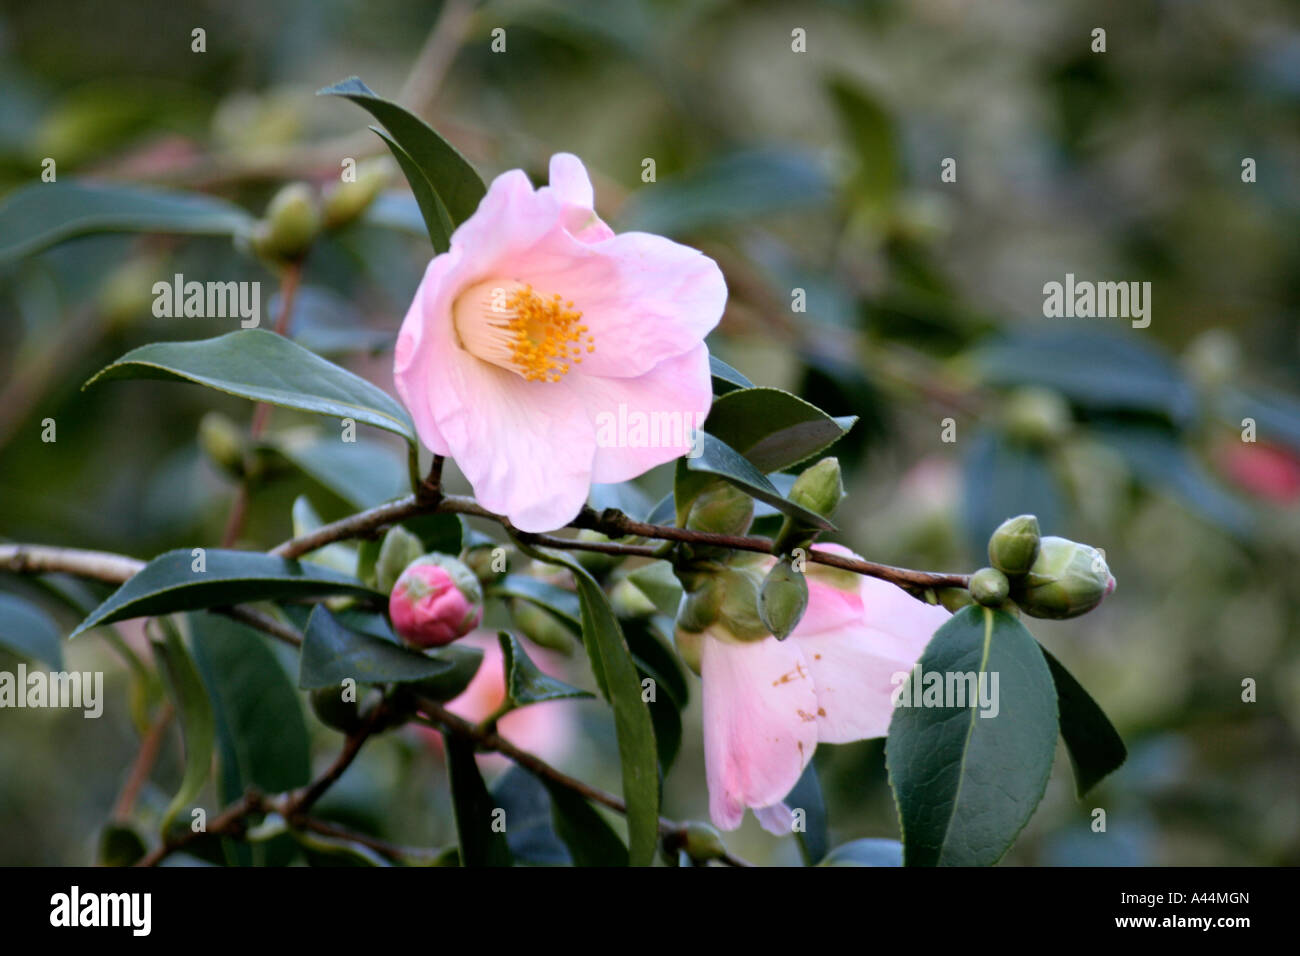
[{"x1": 0, "y1": 78, "x2": 1129, "y2": 868}]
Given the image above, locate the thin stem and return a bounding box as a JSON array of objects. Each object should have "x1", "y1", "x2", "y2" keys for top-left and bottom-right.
[{"x1": 112, "y1": 702, "x2": 174, "y2": 821}]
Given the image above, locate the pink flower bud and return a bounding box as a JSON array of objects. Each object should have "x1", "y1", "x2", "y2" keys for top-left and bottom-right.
[{"x1": 389, "y1": 556, "x2": 483, "y2": 648}]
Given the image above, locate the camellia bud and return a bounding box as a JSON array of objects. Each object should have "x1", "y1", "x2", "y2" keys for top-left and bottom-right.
[
  {"x1": 716, "y1": 559, "x2": 771, "y2": 642},
  {"x1": 251, "y1": 182, "x2": 321, "y2": 263},
  {"x1": 684, "y1": 482, "x2": 754, "y2": 537},
  {"x1": 936, "y1": 587, "x2": 975, "y2": 612},
  {"x1": 675, "y1": 575, "x2": 724, "y2": 634},
  {"x1": 758, "y1": 557, "x2": 809, "y2": 639},
  {"x1": 322, "y1": 156, "x2": 393, "y2": 229},
  {"x1": 680, "y1": 821, "x2": 727, "y2": 862},
  {"x1": 309, "y1": 685, "x2": 362, "y2": 734},
  {"x1": 389, "y1": 554, "x2": 484, "y2": 648},
  {"x1": 674, "y1": 625, "x2": 703, "y2": 676},
  {"x1": 375, "y1": 525, "x2": 425, "y2": 594},
  {"x1": 198, "y1": 411, "x2": 247, "y2": 477},
  {"x1": 609, "y1": 578, "x2": 657, "y2": 619},
  {"x1": 573, "y1": 529, "x2": 623, "y2": 578},
  {"x1": 987, "y1": 514, "x2": 1041, "y2": 577},
  {"x1": 1001, "y1": 387, "x2": 1071, "y2": 446},
  {"x1": 1012, "y1": 536, "x2": 1116, "y2": 620},
  {"x1": 969, "y1": 567, "x2": 1010, "y2": 607},
  {"x1": 509, "y1": 598, "x2": 576, "y2": 655},
  {"x1": 788, "y1": 457, "x2": 844, "y2": 518}
]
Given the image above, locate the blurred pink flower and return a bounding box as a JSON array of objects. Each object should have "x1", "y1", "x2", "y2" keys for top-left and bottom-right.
[
  {"x1": 419, "y1": 632, "x2": 576, "y2": 771},
  {"x1": 394, "y1": 153, "x2": 727, "y2": 532},
  {"x1": 701, "y1": 546, "x2": 949, "y2": 834},
  {"x1": 1218, "y1": 439, "x2": 1300, "y2": 505}
]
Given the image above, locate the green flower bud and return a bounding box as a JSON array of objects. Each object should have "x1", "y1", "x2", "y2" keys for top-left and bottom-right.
[
  {"x1": 969, "y1": 567, "x2": 1010, "y2": 607},
  {"x1": 609, "y1": 578, "x2": 657, "y2": 619},
  {"x1": 510, "y1": 599, "x2": 576, "y2": 654},
  {"x1": 322, "y1": 157, "x2": 393, "y2": 229},
  {"x1": 716, "y1": 560, "x2": 770, "y2": 642},
  {"x1": 375, "y1": 525, "x2": 425, "y2": 594},
  {"x1": 758, "y1": 557, "x2": 809, "y2": 640},
  {"x1": 573, "y1": 529, "x2": 623, "y2": 578},
  {"x1": 251, "y1": 182, "x2": 320, "y2": 263},
  {"x1": 680, "y1": 821, "x2": 727, "y2": 862},
  {"x1": 1001, "y1": 387, "x2": 1071, "y2": 446},
  {"x1": 1012, "y1": 536, "x2": 1116, "y2": 620},
  {"x1": 684, "y1": 482, "x2": 754, "y2": 537},
  {"x1": 310, "y1": 685, "x2": 362, "y2": 734},
  {"x1": 1183, "y1": 328, "x2": 1240, "y2": 390},
  {"x1": 788, "y1": 457, "x2": 844, "y2": 518},
  {"x1": 936, "y1": 587, "x2": 975, "y2": 612},
  {"x1": 97, "y1": 256, "x2": 161, "y2": 333},
  {"x1": 674, "y1": 625, "x2": 703, "y2": 676},
  {"x1": 675, "y1": 575, "x2": 723, "y2": 633},
  {"x1": 987, "y1": 514, "x2": 1041, "y2": 576},
  {"x1": 462, "y1": 542, "x2": 507, "y2": 586},
  {"x1": 198, "y1": 411, "x2": 247, "y2": 477}
]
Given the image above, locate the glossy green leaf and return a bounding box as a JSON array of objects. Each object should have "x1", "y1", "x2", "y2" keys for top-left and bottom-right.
[
  {"x1": 0, "y1": 181, "x2": 254, "y2": 264},
  {"x1": 541, "y1": 778, "x2": 629, "y2": 866},
  {"x1": 0, "y1": 592, "x2": 63, "y2": 667},
  {"x1": 704, "y1": 386, "x2": 855, "y2": 473},
  {"x1": 85, "y1": 330, "x2": 416, "y2": 443},
  {"x1": 886, "y1": 606, "x2": 1058, "y2": 866},
  {"x1": 491, "y1": 766, "x2": 570, "y2": 865},
  {"x1": 498, "y1": 631, "x2": 593, "y2": 706},
  {"x1": 298, "y1": 606, "x2": 457, "y2": 689},
  {"x1": 516, "y1": 542, "x2": 659, "y2": 867},
  {"x1": 71, "y1": 549, "x2": 379, "y2": 637},
  {"x1": 681, "y1": 432, "x2": 833, "y2": 529},
  {"x1": 320, "y1": 77, "x2": 485, "y2": 233},
  {"x1": 190, "y1": 613, "x2": 310, "y2": 866},
  {"x1": 445, "y1": 734, "x2": 513, "y2": 867},
  {"x1": 623, "y1": 618, "x2": 687, "y2": 774},
  {"x1": 271, "y1": 432, "x2": 408, "y2": 510},
  {"x1": 709, "y1": 355, "x2": 753, "y2": 394},
  {"x1": 367, "y1": 125, "x2": 453, "y2": 252},
  {"x1": 1040, "y1": 645, "x2": 1126, "y2": 797},
  {"x1": 152, "y1": 621, "x2": 214, "y2": 835},
  {"x1": 819, "y1": 838, "x2": 903, "y2": 867},
  {"x1": 491, "y1": 575, "x2": 581, "y2": 630},
  {"x1": 624, "y1": 561, "x2": 683, "y2": 619}
]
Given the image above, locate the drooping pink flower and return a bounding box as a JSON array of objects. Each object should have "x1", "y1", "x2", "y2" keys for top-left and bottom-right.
[
  {"x1": 394, "y1": 154, "x2": 727, "y2": 532},
  {"x1": 700, "y1": 545, "x2": 950, "y2": 833},
  {"x1": 389, "y1": 556, "x2": 483, "y2": 648}
]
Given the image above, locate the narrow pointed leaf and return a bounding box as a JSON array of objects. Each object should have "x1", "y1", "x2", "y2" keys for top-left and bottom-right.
[
  {"x1": 85, "y1": 330, "x2": 415, "y2": 443},
  {"x1": 298, "y1": 606, "x2": 458, "y2": 689},
  {"x1": 541, "y1": 778, "x2": 629, "y2": 866},
  {"x1": 1040, "y1": 645, "x2": 1127, "y2": 797},
  {"x1": 498, "y1": 631, "x2": 593, "y2": 706},
  {"x1": 0, "y1": 593, "x2": 63, "y2": 668},
  {"x1": 153, "y1": 622, "x2": 214, "y2": 835},
  {"x1": 446, "y1": 735, "x2": 513, "y2": 867}
]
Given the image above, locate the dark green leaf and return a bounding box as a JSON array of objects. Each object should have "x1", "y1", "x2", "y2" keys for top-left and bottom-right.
[
  {"x1": 827, "y1": 76, "x2": 900, "y2": 220},
  {"x1": 709, "y1": 355, "x2": 753, "y2": 394},
  {"x1": 320, "y1": 77, "x2": 485, "y2": 232},
  {"x1": 298, "y1": 606, "x2": 457, "y2": 689},
  {"x1": 152, "y1": 621, "x2": 214, "y2": 834},
  {"x1": 704, "y1": 386, "x2": 855, "y2": 473},
  {"x1": 97, "y1": 824, "x2": 147, "y2": 867},
  {"x1": 190, "y1": 613, "x2": 310, "y2": 866},
  {"x1": 0, "y1": 181, "x2": 254, "y2": 264},
  {"x1": 445, "y1": 734, "x2": 512, "y2": 867},
  {"x1": 498, "y1": 631, "x2": 593, "y2": 706},
  {"x1": 0, "y1": 592, "x2": 63, "y2": 667},
  {"x1": 787, "y1": 761, "x2": 828, "y2": 865},
  {"x1": 71, "y1": 549, "x2": 379, "y2": 637},
  {"x1": 681, "y1": 432, "x2": 833, "y2": 529},
  {"x1": 886, "y1": 606, "x2": 1058, "y2": 866},
  {"x1": 491, "y1": 766, "x2": 570, "y2": 865},
  {"x1": 85, "y1": 330, "x2": 416, "y2": 443},
  {"x1": 541, "y1": 778, "x2": 629, "y2": 866},
  {"x1": 819, "y1": 838, "x2": 903, "y2": 867},
  {"x1": 367, "y1": 125, "x2": 453, "y2": 252},
  {"x1": 401, "y1": 512, "x2": 465, "y2": 556},
  {"x1": 491, "y1": 575, "x2": 582, "y2": 630},
  {"x1": 271, "y1": 433, "x2": 408, "y2": 511},
  {"x1": 515, "y1": 542, "x2": 660, "y2": 867},
  {"x1": 1040, "y1": 645, "x2": 1126, "y2": 797}
]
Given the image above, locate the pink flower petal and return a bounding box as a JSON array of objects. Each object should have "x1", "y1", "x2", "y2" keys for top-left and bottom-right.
[
  {"x1": 753, "y1": 802, "x2": 796, "y2": 836},
  {"x1": 566, "y1": 343, "x2": 711, "y2": 483},
  {"x1": 702, "y1": 633, "x2": 818, "y2": 831}
]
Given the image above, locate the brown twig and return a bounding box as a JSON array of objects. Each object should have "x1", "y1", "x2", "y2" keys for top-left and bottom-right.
[{"x1": 112, "y1": 702, "x2": 174, "y2": 821}]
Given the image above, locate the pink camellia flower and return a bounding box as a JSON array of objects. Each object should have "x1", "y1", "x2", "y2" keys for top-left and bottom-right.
[
  {"x1": 697, "y1": 545, "x2": 950, "y2": 833},
  {"x1": 389, "y1": 555, "x2": 483, "y2": 648},
  {"x1": 394, "y1": 153, "x2": 727, "y2": 533},
  {"x1": 1217, "y1": 439, "x2": 1300, "y2": 505}
]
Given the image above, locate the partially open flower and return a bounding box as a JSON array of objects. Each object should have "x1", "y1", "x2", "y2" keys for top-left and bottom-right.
[
  {"x1": 389, "y1": 555, "x2": 484, "y2": 648},
  {"x1": 394, "y1": 154, "x2": 727, "y2": 532},
  {"x1": 697, "y1": 545, "x2": 949, "y2": 833}
]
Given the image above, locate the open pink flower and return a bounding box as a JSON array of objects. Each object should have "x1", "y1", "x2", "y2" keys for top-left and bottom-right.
[
  {"x1": 394, "y1": 154, "x2": 727, "y2": 532},
  {"x1": 700, "y1": 546, "x2": 950, "y2": 833}
]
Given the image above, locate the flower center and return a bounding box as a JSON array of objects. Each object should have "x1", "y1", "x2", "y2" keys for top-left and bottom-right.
[{"x1": 452, "y1": 279, "x2": 594, "y2": 382}]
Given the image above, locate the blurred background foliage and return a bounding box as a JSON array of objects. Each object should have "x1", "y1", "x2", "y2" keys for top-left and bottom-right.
[{"x1": 1, "y1": 0, "x2": 1298, "y2": 865}]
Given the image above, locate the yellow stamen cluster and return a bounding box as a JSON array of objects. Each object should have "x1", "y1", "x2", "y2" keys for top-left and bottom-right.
[
  {"x1": 453, "y1": 279, "x2": 595, "y2": 383},
  {"x1": 501, "y1": 284, "x2": 594, "y2": 382}
]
